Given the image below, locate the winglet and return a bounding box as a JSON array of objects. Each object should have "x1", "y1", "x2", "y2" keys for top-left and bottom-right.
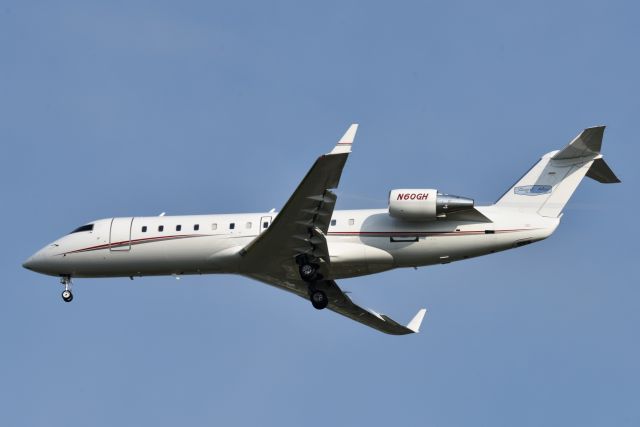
[
  {"x1": 329, "y1": 123, "x2": 358, "y2": 155},
  {"x1": 407, "y1": 308, "x2": 427, "y2": 333}
]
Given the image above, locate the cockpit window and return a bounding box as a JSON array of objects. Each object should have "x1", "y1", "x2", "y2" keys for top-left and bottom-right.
[{"x1": 69, "y1": 224, "x2": 94, "y2": 234}]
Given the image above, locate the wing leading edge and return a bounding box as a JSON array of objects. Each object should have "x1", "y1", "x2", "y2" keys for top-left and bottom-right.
[{"x1": 240, "y1": 124, "x2": 426, "y2": 335}]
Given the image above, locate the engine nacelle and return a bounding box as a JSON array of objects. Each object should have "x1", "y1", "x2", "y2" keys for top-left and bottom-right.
[{"x1": 388, "y1": 189, "x2": 474, "y2": 221}]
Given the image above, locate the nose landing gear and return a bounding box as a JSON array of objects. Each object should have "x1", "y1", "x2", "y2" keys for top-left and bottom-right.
[{"x1": 60, "y1": 276, "x2": 73, "y2": 302}]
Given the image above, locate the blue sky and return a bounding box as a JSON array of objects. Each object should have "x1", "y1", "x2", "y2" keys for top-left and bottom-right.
[{"x1": 1, "y1": 1, "x2": 638, "y2": 426}]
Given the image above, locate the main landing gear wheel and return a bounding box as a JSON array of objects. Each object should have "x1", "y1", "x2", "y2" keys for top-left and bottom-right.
[
  {"x1": 299, "y1": 263, "x2": 319, "y2": 282},
  {"x1": 61, "y1": 289, "x2": 73, "y2": 302},
  {"x1": 310, "y1": 290, "x2": 328, "y2": 310}
]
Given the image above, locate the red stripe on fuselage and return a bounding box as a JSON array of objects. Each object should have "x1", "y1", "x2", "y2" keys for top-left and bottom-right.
[
  {"x1": 62, "y1": 228, "x2": 536, "y2": 256},
  {"x1": 63, "y1": 234, "x2": 208, "y2": 255}
]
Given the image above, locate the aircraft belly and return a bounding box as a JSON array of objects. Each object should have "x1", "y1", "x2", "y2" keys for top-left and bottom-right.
[{"x1": 328, "y1": 240, "x2": 394, "y2": 279}]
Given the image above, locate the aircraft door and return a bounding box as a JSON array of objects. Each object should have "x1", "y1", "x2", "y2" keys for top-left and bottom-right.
[
  {"x1": 109, "y1": 217, "x2": 134, "y2": 251},
  {"x1": 260, "y1": 216, "x2": 272, "y2": 233}
]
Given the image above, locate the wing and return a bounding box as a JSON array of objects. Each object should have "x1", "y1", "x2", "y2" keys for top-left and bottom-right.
[
  {"x1": 240, "y1": 124, "x2": 358, "y2": 279},
  {"x1": 240, "y1": 124, "x2": 426, "y2": 335},
  {"x1": 247, "y1": 273, "x2": 427, "y2": 335}
]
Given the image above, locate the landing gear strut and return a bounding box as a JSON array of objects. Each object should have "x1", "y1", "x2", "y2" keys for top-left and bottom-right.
[{"x1": 60, "y1": 276, "x2": 73, "y2": 302}]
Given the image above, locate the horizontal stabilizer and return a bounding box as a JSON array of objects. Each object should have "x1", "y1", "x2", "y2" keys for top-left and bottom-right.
[
  {"x1": 552, "y1": 126, "x2": 604, "y2": 160},
  {"x1": 586, "y1": 158, "x2": 621, "y2": 183}
]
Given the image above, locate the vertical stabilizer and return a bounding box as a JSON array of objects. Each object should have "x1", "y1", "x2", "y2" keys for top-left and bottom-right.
[{"x1": 495, "y1": 126, "x2": 619, "y2": 217}]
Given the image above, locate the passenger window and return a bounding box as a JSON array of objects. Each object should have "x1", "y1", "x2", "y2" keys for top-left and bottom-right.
[
  {"x1": 212, "y1": 223, "x2": 217, "y2": 230},
  {"x1": 158, "y1": 225, "x2": 164, "y2": 232},
  {"x1": 141, "y1": 226, "x2": 147, "y2": 233},
  {"x1": 263, "y1": 222, "x2": 269, "y2": 229},
  {"x1": 246, "y1": 222, "x2": 252, "y2": 229},
  {"x1": 349, "y1": 219, "x2": 355, "y2": 226},
  {"x1": 331, "y1": 219, "x2": 336, "y2": 226},
  {"x1": 194, "y1": 224, "x2": 200, "y2": 231},
  {"x1": 176, "y1": 225, "x2": 182, "y2": 231},
  {"x1": 230, "y1": 223, "x2": 235, "y2": 230}
]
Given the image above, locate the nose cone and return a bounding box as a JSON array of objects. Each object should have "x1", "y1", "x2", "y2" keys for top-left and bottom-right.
[
  {"x1": 22, "y1": 256, "x2": 36, "y2": 270},
  {"x1": 22, "y1": 248, "x2": 52, "y2": 274}
]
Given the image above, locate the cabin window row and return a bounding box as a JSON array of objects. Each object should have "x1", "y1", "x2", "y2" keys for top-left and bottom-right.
[
  {"x1": 141, "y1": 224, "x2": 200, "y2": 233},
  {"x1": 139, "y1": 222, "x2": 259, "y2": 233},
  {"x1": 138, "y1": 219, "x2": 353, "y2": 233}
]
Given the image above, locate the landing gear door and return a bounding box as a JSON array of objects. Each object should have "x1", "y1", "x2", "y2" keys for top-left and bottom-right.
[
  {"x1": 109, "y1": 217, "x2": 133, "y2": 251},
  {"x1": 260, "y1": 216, "x2": 272, "y2": 234}
]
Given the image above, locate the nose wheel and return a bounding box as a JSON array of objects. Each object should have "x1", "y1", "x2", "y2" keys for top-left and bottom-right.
[
  {"x1": 60, "y1": 276, "x2": 73, "y2": 303},
  {"x1": 62, "y1": 289, "x2": 73, "y2": 302}
]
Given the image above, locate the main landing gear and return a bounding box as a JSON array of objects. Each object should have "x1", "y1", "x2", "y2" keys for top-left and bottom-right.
[
  {"x1": 297, "y1": 256, "x2": 328, "y2": 310},
  {"x1": 299, "y1": 262, "x2": 319, "y2": 282},
  {"x1": 60, "y1": 276, "x2": 73, "y2": 302},
  {"x1": 310, "y1": 289, "x2": 328, "y2": 310}
]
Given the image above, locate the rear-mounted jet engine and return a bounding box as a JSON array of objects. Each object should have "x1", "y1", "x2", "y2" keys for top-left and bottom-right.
[{"x1": 388, "y1": 189, "x2": 474, "y2": 221}]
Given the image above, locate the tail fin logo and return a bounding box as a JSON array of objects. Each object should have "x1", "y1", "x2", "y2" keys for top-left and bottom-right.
[{"x1": 514, "y1": 185, "x2": 552, "y2": 196}]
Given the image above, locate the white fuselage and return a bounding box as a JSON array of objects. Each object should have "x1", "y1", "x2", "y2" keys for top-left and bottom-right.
[
  {"x1": 21, "y1": 123, "x2": 617, "y2": 334},
  {"x1": 23, "y1": 206, "x2": 559, "y2": 280}
]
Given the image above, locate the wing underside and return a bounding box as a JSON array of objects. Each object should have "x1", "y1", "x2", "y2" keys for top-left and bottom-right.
[
  {"x1": 247, "y1": 273, "x2": 426, "y2": 335},
  {"x1": 238, "y1": 124, "x2": 426, "y2": 335}
]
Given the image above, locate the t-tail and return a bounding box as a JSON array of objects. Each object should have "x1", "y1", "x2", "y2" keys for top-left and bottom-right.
[{"x1": 495, "y1": 126, "x2": 620, "y2": 217}]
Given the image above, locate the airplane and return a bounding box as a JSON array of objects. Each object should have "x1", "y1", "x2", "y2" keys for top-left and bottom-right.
[{"x1": 22, "y1": 124, "x2": 620, "y2": 335}]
